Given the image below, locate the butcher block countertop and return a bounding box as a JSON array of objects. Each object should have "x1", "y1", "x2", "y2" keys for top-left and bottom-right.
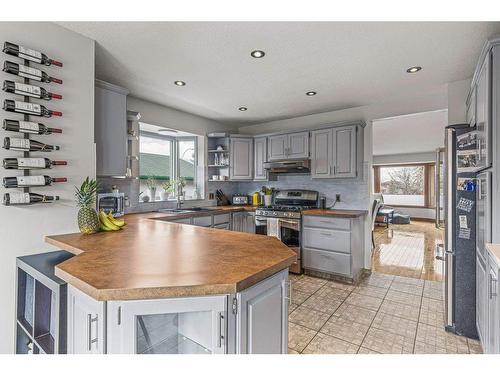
[
  {"x1": 302, "y1": 208, "x2": 368, "y2": 218},
  {"x1": 45, "y1": 210, "x2": 295, "y2": 301}
]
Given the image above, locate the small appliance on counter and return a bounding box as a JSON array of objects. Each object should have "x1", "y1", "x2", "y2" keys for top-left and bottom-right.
[
  {"x1": 97, "y1": 192, "x2": 125, "y2": 217},
  {"x1": 252, "y1": 191, "x2": 261, "y2": 206},
  {"x1": 232, "y1": 194, "x2": 249, "y2": 205}
]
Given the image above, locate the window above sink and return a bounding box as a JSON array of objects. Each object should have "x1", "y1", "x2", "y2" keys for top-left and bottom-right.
[{"x1": 139, "y1": 123, "x2": 204, "y2": 203}]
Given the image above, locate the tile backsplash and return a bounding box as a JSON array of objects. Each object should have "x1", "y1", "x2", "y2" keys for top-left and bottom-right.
[
  {"x1": 236, "y1": 163, "x2": 370, "y2": 210},
  {"x1": 99, "y1": 162, "x2": 370, "y2": 213}
]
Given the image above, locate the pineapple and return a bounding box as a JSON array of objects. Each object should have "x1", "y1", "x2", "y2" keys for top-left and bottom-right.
[{"x1": 75, "y1": 177, "x2": 100, "y2": 234}]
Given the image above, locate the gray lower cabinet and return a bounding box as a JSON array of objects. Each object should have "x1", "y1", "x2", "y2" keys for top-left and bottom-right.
[
  {"x1": 232, "y1": 211, "x2": 255, "y2": 233},
  {"x1": 95, "y1": 79, "x2": 129, "y2": 177},
  {"x1": 67, "y1": 285, "x2": 106, "y2": 354},
  {"x1": 302, "y1": 215, "x2": 364, "y2": 281},
  {"x1": 254, "y1": 136, "x2": 268, "y2": 181},
  {"x1": 486, "y1": 253, "x2": 499, "y2": 353},
  {"x1": 67, "y1": 270, "x2": 288, "y2": 354},
  {"x1": 476, "y1": 251, "x2": 488, "y2": 345},
  {"x1": 311, "y1": 124, "x2": 358, "y2": 179},
  {"x1": 235, "y1": 269, "x2": 288, "y2": 354},
  {"x1": 477, "y1": 246, "x2": 500, "y2": 354},
  {"x1": 230, "y1": 137, "x2": 253, "y2": 180}
]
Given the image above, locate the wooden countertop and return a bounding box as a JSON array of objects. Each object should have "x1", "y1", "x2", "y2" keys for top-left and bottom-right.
[
  {"x1": 302, "y1": 208, "x2": 368, "y2": 218},
  {"x1": 486, "y1": 243, "x2": 500, "y2": 266},
  {"x1": 46, "y1": 210, "x2": 295, "y2": 301}
]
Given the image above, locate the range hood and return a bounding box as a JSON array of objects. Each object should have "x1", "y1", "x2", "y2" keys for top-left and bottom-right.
[{"x1": 263, "y1": 159, "x2": 311, "y2": 174}]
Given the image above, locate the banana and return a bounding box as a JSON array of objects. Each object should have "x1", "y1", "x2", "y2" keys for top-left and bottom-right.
[
  {"x1": 99, "y1": 210, "x2": 121, "y2": 231},
  {"x1": 106, "y1": 212, "x2": 125, "y2": 227}
]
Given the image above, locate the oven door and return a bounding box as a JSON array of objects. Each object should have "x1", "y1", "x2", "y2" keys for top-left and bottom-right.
[
  {"x1": 278, "y1": 219, "x2": 301, "y2": 274},
  {"x1": 255, "y1": 216, "x2": 268, "y2": 235}
]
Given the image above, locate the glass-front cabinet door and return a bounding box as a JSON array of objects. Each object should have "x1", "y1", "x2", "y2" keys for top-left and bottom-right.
[{"x1": 107, "y1": 295, "x2": 227, "y2": 354}]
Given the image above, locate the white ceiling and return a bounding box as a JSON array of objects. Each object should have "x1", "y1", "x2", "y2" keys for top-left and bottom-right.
[
  {"x1": 59, "y1": 22, "x2": 500, "y2": 125},
  {"x1": 372, "y1": 110, "x2": 448, "y2": 156}
]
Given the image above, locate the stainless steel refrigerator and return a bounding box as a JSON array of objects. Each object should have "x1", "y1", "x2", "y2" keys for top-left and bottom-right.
[{"x1": 441, "y1": 124, "x2": 479, "y2": 338}]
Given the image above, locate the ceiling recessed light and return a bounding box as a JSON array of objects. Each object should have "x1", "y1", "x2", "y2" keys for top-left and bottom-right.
[
  {"x1": 306, "y1": 91, "x2": 317, "y2": 96},
  {"x1": 406, "y1": 66, "x2": 422, "y2": 73},
  {"x1": 238, "y1": 107, "x2": 248, "y2": 111},
  {"x1": 174, "y1": 80, "x2": 186, "y2": 86},
  {"x1": 250, "y1": 50, "x2": 265, "y2": 58}
]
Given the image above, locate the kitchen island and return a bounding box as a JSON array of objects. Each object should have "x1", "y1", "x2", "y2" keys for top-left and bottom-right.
[{"x1": 45, "y1": 212, "x2": 296, "y2": 354}]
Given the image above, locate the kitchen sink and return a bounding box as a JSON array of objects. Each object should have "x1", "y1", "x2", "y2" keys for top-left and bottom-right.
[{"x1": 157, "y1": 207, "x2": 213, "y2": 214}]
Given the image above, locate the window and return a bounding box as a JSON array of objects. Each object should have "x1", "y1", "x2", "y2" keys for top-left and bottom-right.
[
  {"x1": 373, "y1": 163, "x2": 435, "y2": 207},
  {"x1": 139, "y1": 126, "x2": 199, "y2": 201}
]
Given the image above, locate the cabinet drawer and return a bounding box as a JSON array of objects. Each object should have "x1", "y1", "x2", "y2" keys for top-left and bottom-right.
[
  {"x1": 170, "y1": 218, "x2": 191, "y2": 224},
  {"x1": 213, "y1": 213, "x2": 230, "y2": 225},
  {"x1": 303, "y1": 227, "x2": 351, "y2": 253},
  {"x1": 303, "y1": 248, "x2": 351, "y2": 276},
  {"x1": 303, "y1": 215, "x2": 351, "y2": 231},
  {"x1": 192, "y1": 215, "x2": 212, "y2": 227}
]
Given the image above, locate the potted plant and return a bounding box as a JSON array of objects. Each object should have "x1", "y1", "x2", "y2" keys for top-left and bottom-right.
[
  {"x1": 262, "y1": 186, "x2": 273, "y2": 206},
  {"x1": 75, "y1": 177, "x2": 100, "y2": 234},
  {"x1": 145, "y1": 175, "x2": 157, "y2": 201},
  {"x1": 166, "y1": 178, "x2": 187, "y2": 199},
  {"x1": 160, "y1": 180, "x2": 171, "y2": 201}
]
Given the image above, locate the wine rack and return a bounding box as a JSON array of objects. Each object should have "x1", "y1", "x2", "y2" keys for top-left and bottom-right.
[{"x1": 1, "y1": 42, "x2": 65, "y2": 206}]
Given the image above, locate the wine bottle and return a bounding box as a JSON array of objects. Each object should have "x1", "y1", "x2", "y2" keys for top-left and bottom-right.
[
  {"x1": 3, "y1": 137, "x2": 60, "y2": 152},
  {"x1": 3, "y1": 158, "x2": 67, "y2": 169},
  {"x1": 3, "y1": 99, "x2": 62, "y2": 118},
  {"x1": 2, "y1": 80, "x2": 62, "y2": 100},
  {"x1": 3, "y1": 42, "x2": 63, "y2": 67},
  {"x1": 3, "y1": 192, "x2": 59, "y2": 206},
  {"x1": 3, "y1": 175, "x2": 67, "y2": 188},
  {"x1": 2, "y1": 119, "x2": 62, "y2": 135},
  {"x1": 3, "y1": 61, "x2": 62, "y2": 84}
]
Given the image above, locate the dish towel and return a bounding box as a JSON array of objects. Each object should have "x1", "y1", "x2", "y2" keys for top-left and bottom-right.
[{"x1": 267, "y1": 218, "x2": 280, "y2": 239}]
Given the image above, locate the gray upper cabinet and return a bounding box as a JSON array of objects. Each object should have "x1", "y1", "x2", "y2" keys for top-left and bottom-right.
[
  {"x1": 466, "y1": 84, "x2": 477, "y2": 127},
  {"x1": 267, "y1": 134, "x2": 288, "y2": 160},
  {"x1": 95, "y1": 80, "x2": 129, "y2": 177},
  {"x1": 475, "y1": 50, "x2": 492, "y2": 170},
  {"x1": 230, "y1": 137, "x2": 253, "y2": 180},
  {"x1": 332, "y1": 125, "x2": 357, "y2": 178},
  {"x1": 287, "y1": 132, "x2": 309, "y2": 159},
  {"x1": 254, "y1": 137, "x2": 268, "y2": 181},
  {"x1": 311, "y1": 128, "x2": 332, "y2": 178},
  {"x1": 311, "y1": 124, "x2": 358, "y2": 179},
  {"x1": 267, "y1": 132, "x2": 309, "y2": 161}
]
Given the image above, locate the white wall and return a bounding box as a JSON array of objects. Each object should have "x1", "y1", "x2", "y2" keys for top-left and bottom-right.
[
  {"x1": 127, "y1": 96, "x2": 230, "y2": 136},
  {"x1": 447, "y1": 78, "x2": 472, "y2": 125},
  {"x1": 0, "y1": 23, "x2": 95, "y2": 353},
  {"x1": 372, "y1": 110, "x2": 448, "y2": 156}
]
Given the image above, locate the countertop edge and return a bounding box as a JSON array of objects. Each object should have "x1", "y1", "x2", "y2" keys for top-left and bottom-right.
[{"x1": 302, "y1": 209, "x2": 369, "y2": 218}]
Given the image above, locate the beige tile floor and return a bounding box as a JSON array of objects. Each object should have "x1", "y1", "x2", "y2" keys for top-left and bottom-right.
[{"x1": 288, "y1": 273, "x2": 483, "y2": 354}]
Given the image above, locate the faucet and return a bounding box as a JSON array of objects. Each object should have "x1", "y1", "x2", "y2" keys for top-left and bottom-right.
[{"x1": 176, "y1": 185, "x2": 184, "y2": 209}]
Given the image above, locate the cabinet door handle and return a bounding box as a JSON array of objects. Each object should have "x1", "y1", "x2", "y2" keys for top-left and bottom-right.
[
  {"x1": 478, "y1": 139, "x2": 482, "y2": 161},
  {"x1": 320, "y1": 232, "x2": 332, "y2": 237},
  {"x1": 217, "y1": 312, "x2": 225, "y2": 348},
  {"x1": 285, "y1": 280, "x2": 292, "y2": 306},
  {"x1": 490, "y1": 274, "x2": 498, "y2": 299},
  {"x1": 87, "y1": 314, "x2": 98, "y2": 351}
]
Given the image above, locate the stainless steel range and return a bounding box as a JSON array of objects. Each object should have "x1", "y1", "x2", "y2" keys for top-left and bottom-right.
[{"x1": 255, "y1": 190, "x2": 319, "y2": 273}]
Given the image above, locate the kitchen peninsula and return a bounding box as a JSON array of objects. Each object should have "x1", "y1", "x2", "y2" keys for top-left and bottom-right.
[{"x1": 45, "y1": 212, "x2": 296, "y2": 354}]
